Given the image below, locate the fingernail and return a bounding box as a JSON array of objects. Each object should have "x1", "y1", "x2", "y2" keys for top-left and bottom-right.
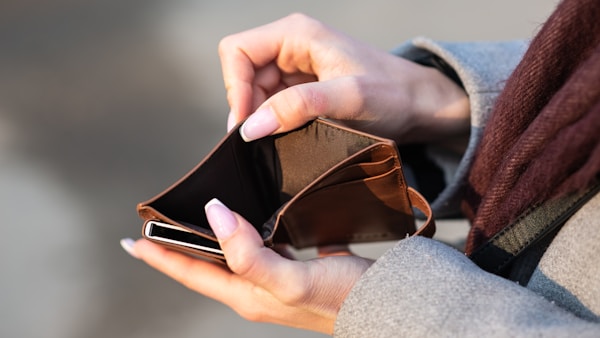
[
  {"x1": 239, "y1": 106, "x2": 279, "y2": 142},
  {"x1": 205, "y1": 198, "x2": 238, "y2": 239},
  {"x1": 120, "y1": 238, "x2": 140, "y2": 259},
  {"x1": 227, "y1": 110, "x2": 236, "y2": 132}
]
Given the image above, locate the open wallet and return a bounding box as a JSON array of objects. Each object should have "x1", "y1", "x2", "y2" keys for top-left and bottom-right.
[{"x1": 137, "y1": 118, "x2": 435, "y2": 262}]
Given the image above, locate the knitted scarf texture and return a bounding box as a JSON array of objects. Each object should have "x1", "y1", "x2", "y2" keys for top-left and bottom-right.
[{"x1": 463, "y1": 0, "x2": 600, "y2": 254}]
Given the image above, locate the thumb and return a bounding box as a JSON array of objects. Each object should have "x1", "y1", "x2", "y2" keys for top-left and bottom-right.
[
  {"x1": 239, "y1": 78, "x2": 363, "y2": 142},
  {"x1": 204, "y1": 199, "x2": 304, "y2": 290}
]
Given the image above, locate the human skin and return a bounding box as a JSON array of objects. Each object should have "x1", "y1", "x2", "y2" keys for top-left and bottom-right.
[
  {"x1": 123, "y1": 199, "x2": 373, "y2": 334},
  {"x1": 122, "y1": 13, "x2": 470, "y2": 334},
  {"x1": 219, "y1": 13, "x2": 469, "y2": 144}
]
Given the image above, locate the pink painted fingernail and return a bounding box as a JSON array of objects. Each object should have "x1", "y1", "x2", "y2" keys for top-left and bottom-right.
[
  {"x1": 120, "y1": 238, "x2": 140, "y2": 259},
  {"x1": 227, "y1": 110, "x2": 237, "y2": 132},
  {"x1": 239, "y1": 106, "x2": 279, "y2": 142},
  {"x1": 205, "y1": 198, "x2": 238, "y2": 239}
]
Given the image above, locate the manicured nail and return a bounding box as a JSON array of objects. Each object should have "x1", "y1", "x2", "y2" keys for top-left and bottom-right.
[
  {"x1": 120, "y1": 238, "x2": 140, "y2": 259},
  {"x1": 227, "y1": 110, "x2": 236, "y2": 132},
  {"x1": 205, "y1": 198, "x2": 238, "y2": 239},
  {"x1": 239, "y1": 106, "x2": 279, "y2": 142}
]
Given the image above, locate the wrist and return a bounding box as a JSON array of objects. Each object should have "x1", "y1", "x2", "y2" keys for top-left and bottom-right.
[{"x1": 402, "y1": 63, "x2": 470, "y2": 143}]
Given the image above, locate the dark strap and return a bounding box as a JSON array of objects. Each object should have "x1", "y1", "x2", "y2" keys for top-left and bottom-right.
[{"x1": 469, "y1": 181, "x2": 600, "y2": 276}]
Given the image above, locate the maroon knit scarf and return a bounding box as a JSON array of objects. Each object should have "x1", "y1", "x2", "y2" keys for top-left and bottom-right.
[{"x1": 463, "y1": 0, "x2": 600, "y2": 255}]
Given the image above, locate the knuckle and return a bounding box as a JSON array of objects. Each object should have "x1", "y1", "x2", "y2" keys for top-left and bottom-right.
[
  {"x1": 218, "y1": 34, "x2": 237, "y2": 57},
  {"x1": 304, "y1": 86, "x2": 329, "y2": 115},
  {"x1": 283, "y1": 85, "x2": 329, "y2": 119},
  {"x1": 283, "y1": 12, "x2": 326, "y2": 36},
  {"x1": 346, "y1": 76, "x2": 367, "y2": 111},
  {"x1": 284, "y1": 13, "x2": 324, "y2": 34},
  {"x1": 285, "y1": 12, "x2": 311, "y2": 23},
  {"x1": 226, "y1": 249, "x2": 261, "y2": 278}
]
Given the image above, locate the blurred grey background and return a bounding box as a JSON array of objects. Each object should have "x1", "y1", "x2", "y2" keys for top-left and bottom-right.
[{"x1": 0, "y1": 1, "x2": 557, "y2": 337}]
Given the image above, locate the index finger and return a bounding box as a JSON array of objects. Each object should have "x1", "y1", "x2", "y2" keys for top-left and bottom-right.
[
  {"x1": 218, "y1": 22, "x2": 285, "y2": 123},
  {"x1": 218, "y1": 14, "x2": 323, "y2": 124}
]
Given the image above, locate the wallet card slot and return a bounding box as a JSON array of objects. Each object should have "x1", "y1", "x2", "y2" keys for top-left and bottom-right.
[
  {"x1": 308, "y1": 156, "x2": 396, "y2": 192},
  {"x1": 279, "y1": 166, "x2": 414, "y2": 248},
  {"x1": 299, "y1": 142, "x2": 399, "y2": 194},
  {"x1": 296, "y1": 165, "x2": 402, "y2": 199}
]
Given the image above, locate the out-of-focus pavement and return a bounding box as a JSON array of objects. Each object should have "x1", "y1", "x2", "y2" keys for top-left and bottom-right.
[{"x1": 0, "y1": 1, "x2": 557, "y2": 337}]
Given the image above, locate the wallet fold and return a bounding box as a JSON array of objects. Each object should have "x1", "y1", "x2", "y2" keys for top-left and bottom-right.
[{"x1": 137, "y1": 118, "x2": 435, "y2": 262}]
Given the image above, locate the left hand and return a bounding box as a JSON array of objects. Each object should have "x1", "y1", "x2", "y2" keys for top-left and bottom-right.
[
  {"x1": 218, "y1": 13, "x2": 470, "y2": 144},
  {"x1": 123, "y1": 198, "x2": 374, "y2": 334}
]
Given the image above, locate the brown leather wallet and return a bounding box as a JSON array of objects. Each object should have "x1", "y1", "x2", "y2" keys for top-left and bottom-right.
[{"x1": 137, "y1": 118, "x2": 435, "y2": 261}]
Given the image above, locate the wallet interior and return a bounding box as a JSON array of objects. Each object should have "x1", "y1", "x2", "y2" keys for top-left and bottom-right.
[{"x1": 138, "y1": 119, "x2": 411, "y2": 247}]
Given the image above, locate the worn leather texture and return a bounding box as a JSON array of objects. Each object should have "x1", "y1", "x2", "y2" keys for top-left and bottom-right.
[{"x1": 137, "y1": 118, "x2": 435, "y2": 261}]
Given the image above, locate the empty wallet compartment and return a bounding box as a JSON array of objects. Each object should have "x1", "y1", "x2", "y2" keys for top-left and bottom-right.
[{"x1": 137, "y1": 118, "x2": 433, "y2": 260}]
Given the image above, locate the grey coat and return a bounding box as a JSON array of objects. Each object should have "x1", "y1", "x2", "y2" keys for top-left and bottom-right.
[{"x1": 333, "y1": 38, "x2": 600, "y2": 337}]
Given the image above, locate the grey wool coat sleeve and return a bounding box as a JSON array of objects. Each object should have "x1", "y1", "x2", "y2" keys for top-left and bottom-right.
[
  {"x1": 333, "y1": 235, "x2": 600, "y2": 337},
  {"x1": 333, "y1": 39, "x2": 600, "y2": 337},
  {"x1": 392, "y1": 37, "x2": 528, "y2": 218}
]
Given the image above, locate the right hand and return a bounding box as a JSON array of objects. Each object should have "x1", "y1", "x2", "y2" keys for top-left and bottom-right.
[
  {"x1": 127, "y1": 199, "x2": 375, "y2": 335},
  {"x1": 219, "y1": 13, "x2": 470, "y2": 144}
]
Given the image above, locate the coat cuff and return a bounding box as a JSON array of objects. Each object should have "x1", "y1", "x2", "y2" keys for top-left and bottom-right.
[{"x1": 393, "y1": 38, "x2": 528, "y2": 217}]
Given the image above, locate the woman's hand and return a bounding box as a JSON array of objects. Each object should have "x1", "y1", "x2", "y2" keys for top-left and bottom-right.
[
  {"x1": 219, "y1": 13, "x2": 470, "y2": 144},
  {"x1": 121, "y1": 15, "x2": 471, "y2": 334},
  {"x1": 122, "y1": 199, "x2": 374, "y2": 334}
]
